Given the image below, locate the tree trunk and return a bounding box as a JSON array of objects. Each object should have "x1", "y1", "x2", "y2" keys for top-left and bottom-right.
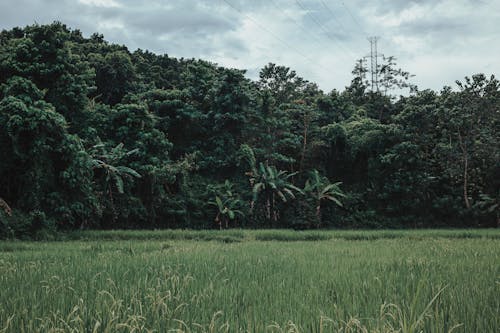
[
  {"x1": 266, "y1": 196, "x2": 271, "y2": 220},
  {"x1": 316, "y1": 202, "x2": 322, "y2": 229},
  {"x1": 272, "y1": 193, "x2": 277, "y2": 223},
  {"x1": 299, "y1": 113, "x2": 309, "y2": 172},
  {"x1": 457, "y1": 131, "x2": 471, "y2": 209},
  {"x1": 108, "y1": 185, "x2": 117, "y2": 223},
  {"x1": 215, "y1": 212, "x2": 221, "y2": 230}
]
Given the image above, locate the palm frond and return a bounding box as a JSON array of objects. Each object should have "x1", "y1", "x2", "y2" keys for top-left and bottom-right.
[
  {"x1": 125, "y1": 148, "x2": 140, "y2": 156},
  {"x1": 282, "y1": 188, "x2": 296, "y2": 199},
  {"x1": 116, "y1": 166, "x2": 141, "y2": 178},
  {"x1": 113, "y1": 174, "x2": 124, "y2": 194},
  {"x1": 323, "y1": 195, "x2": 343, "y2": 207},
  {"x1": 286, "y1": 184, "x2": 304, "y2": 195},
  {"x1": 276, "y1": 190, "x2": 287, "y2": 202},
  {"x1": 0, "y1": 198, "x2": 12, "y2": 216}
]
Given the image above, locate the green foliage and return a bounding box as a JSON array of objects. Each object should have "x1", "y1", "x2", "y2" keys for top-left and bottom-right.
[
  {"x1": 0, "y1": 76, "x2": 96, "y2": 228},
  {"x1": 248, "y1": 161, "x2": 303, "y2": 226},
  {"x1": 303, "y1": 169, "x2": 345, "y2": 227},
  {"x1": 93, "y1": 50, "x2": 136, "y2": 105},
  {"x1": 0, "y1": 22, "x2": 94, "y2": 131},
  {"x1": 0, "y1": 22, "x2": 498, "y2": 234},
  {"x1": 208, "y1": 180, "x2": 245, "y2": 229}
]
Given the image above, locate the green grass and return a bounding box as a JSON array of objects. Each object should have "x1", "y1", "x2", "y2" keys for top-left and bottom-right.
[{"x1": 1, "y1": 229, "x2": 499, "y2": 332}]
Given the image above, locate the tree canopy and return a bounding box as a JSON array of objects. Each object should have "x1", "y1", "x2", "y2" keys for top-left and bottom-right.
[{"x1": 1, "y1": 23, "x2": 498, "y2": 237}]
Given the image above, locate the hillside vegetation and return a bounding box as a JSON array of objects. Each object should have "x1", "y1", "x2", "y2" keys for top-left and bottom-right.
[{"x1": 0, "y1": 23, "x2": 498, "y2": 236}]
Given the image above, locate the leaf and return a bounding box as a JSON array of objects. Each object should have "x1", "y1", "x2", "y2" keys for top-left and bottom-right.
[
  {"x1": 287, "y1": 184, "x2": 303, "y2": 195},
  {"x1": 304, "y1": 180, "x2": 312, "y2": 192},
  {"x1": 276, "y1": 190, "x2": 287, "y2": 202},
  {"x1": 125, "y1": 148, "x2": 140, "y2": 156},
  {"x1": 324, "y1": 195, "x2": 343, "y2": 207},
  {"x1": 487, "y1": 203, "x2": 498, "y2": 213},
  {"x1": 113, "y1": 174, "x2": 124, "y2": 194},
  {"x1": 91, "y1": 159, "x2": 106, "y2": 168},
  {"x1": 253, "y1": 182, "x2": 264, "y2": 194},
  {"x1": 111, "y1": 143, "x2": 124, "y2": 154},
  {"x1": 116, "y1": 166, "x2": 141, "y2": 178},
  {"x1": 282, "y1": 188, "x2": 296, "y2": 199},
  {"x1": 215, "y1": 196, "x2": 224, "y2": 210},
  {"x1": 234, "y1": 210, "x2": 245, "y2": 217}
]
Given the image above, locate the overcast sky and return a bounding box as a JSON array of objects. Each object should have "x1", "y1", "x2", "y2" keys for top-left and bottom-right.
[{"x1": 1, "y1": 0, "x2": 499, "y2": 92}]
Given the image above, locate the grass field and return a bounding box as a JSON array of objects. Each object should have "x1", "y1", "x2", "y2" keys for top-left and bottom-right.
[{"x1": 0, "y1": 229, "x2": 499, "y2": 332}]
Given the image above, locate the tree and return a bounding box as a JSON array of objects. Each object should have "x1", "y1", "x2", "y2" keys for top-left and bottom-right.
[
  {"x1": 258, "y1": 63, "x2": 307, "y2": 106},
  {"x1": 92, "y1": 50, "x2": 136, "y2": 106},
  {"x1": 90, "y1": 143, "x2": 141, "y2": 224},
  {"x1": 442, "y1": 75, "x2": 499, "y2": 218},
  {"x1": 209, "y1": 180, "x2": 244, "y2": 229},
  {"x1": 0, "y1": 22, "x2": 94, "y2": 132},
  {"x1": 378, "y1": 56, "x2": 417, "y2": 95},
  {"x1": 304, "y1": 170, "x2": 345, "y2": 228},
  {"x1": 250, "y1": 162, "x2": 303, "y2": 224},
  {"x1": 1, "y1": 22, "x2": 498, "y2": 233},
  {"x1": 0, "y1": 76, "x2": 96, "y2": 228}
]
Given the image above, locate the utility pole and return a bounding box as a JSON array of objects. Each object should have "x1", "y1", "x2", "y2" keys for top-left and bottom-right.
[{"x1": 366, "y1": 36, "x2": 383, "y2": 92}]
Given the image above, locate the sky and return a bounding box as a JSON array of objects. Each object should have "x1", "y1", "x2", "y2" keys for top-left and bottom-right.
[{"x1": 0, "y1": 0, "x2": 499, "y2": 92}]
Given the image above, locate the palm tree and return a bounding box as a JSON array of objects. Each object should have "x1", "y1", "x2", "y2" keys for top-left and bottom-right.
[
  {"x1": 251, "y1": 162, "x2": 303, "y2": 223},
  {"x1": 90, "y1": 143, "x2": 141, "y2": 221},
  {"x1": 239, "y1": 144, "x2": 302, "y2": 224},
  {"x1": 304, "y1": 169, "x2": 345, "y2": 228}
]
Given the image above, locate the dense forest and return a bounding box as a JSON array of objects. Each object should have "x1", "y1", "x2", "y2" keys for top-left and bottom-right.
[{"x1": 0, "y1": 22, "x2": 498, "y2": 238}]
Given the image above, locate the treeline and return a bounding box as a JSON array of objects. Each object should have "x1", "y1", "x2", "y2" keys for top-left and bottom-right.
[{"x1": 0, "y1": 23, "x2": 498, "y2": 237}]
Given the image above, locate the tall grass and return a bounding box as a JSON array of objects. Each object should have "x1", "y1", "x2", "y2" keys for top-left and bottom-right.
[
  {"x1": 0, "y1": 229, "x2": 499, "y2": 332},
  {"x1": 62, "y1": 228, "x2": 500, "y2": 242}
]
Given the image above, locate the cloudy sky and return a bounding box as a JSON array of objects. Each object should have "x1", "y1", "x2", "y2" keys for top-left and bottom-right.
[{"x1": 1, "y1": 0, "x2": 499, "y2": 92}]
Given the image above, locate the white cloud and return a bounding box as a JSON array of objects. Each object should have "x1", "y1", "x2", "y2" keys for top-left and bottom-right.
[
  {"x1": 374, "y1": 3, "x2": 428, "y2": 28},
  {"x1": 0, "y1": 0, "x2": 498, "y2": 92},
  {"x1": 78, "y1": 0, "x2": 121, "y2": 8}
]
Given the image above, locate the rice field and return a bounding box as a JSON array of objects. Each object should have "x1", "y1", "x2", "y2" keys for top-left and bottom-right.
[{"x1": 0, "y1": 229, "x2": 499, "y2": 332}]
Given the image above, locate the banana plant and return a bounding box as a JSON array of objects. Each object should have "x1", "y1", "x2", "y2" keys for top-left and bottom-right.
[
  {"x1": 90, "y1": 143, "x2": 141, "y2": 221},
  {"x1": 209, "y1": 180, "x2": 244, "y2": 229},
  {"x1": 239, "y1": 145, "x2": 302, "y2": 223},
  {"x1": 473, "y1": 193, "x2": 499, "y2": 228},
  {"x1": 251, "y1": 162, "x2": 303, "y2": 222},
  {"x1": 209, "y1": 195, "x2": 244, "y2": 229},
  {"x1": 304, "y1": 169, "x2": 345, "y2": 228}
]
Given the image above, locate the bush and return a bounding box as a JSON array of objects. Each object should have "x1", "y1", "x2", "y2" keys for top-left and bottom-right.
[{"x1": 0, "y1": 209, "x2": 55, "y2": 240}]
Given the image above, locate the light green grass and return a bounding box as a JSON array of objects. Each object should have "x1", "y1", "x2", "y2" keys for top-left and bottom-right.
[{"x1": 1, "y1": 229, "x2": 499, "y2": 332}]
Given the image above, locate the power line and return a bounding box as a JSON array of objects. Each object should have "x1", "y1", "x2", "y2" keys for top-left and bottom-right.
[
  {"x1": 221, "y1": 0, "x2": 333, "y2": 76},
  {"x1": 318, "y1": 0, "x2": 350, "y2": 36},
  {"x1": 294, "y1": 0, "x2": 355, "y2": 57},
  {"x1": 319, "y1": 0, "x2": 366, "y2": 38},
  {"x1": 294, "y1": 0, "x2": 357, "y2": 59},
  {"x1": 269, "y1": 0, "x2": 350, "y2": 59},
  {"x1": 339, "y1": 1, "x2": 368, "y2": 36}
]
